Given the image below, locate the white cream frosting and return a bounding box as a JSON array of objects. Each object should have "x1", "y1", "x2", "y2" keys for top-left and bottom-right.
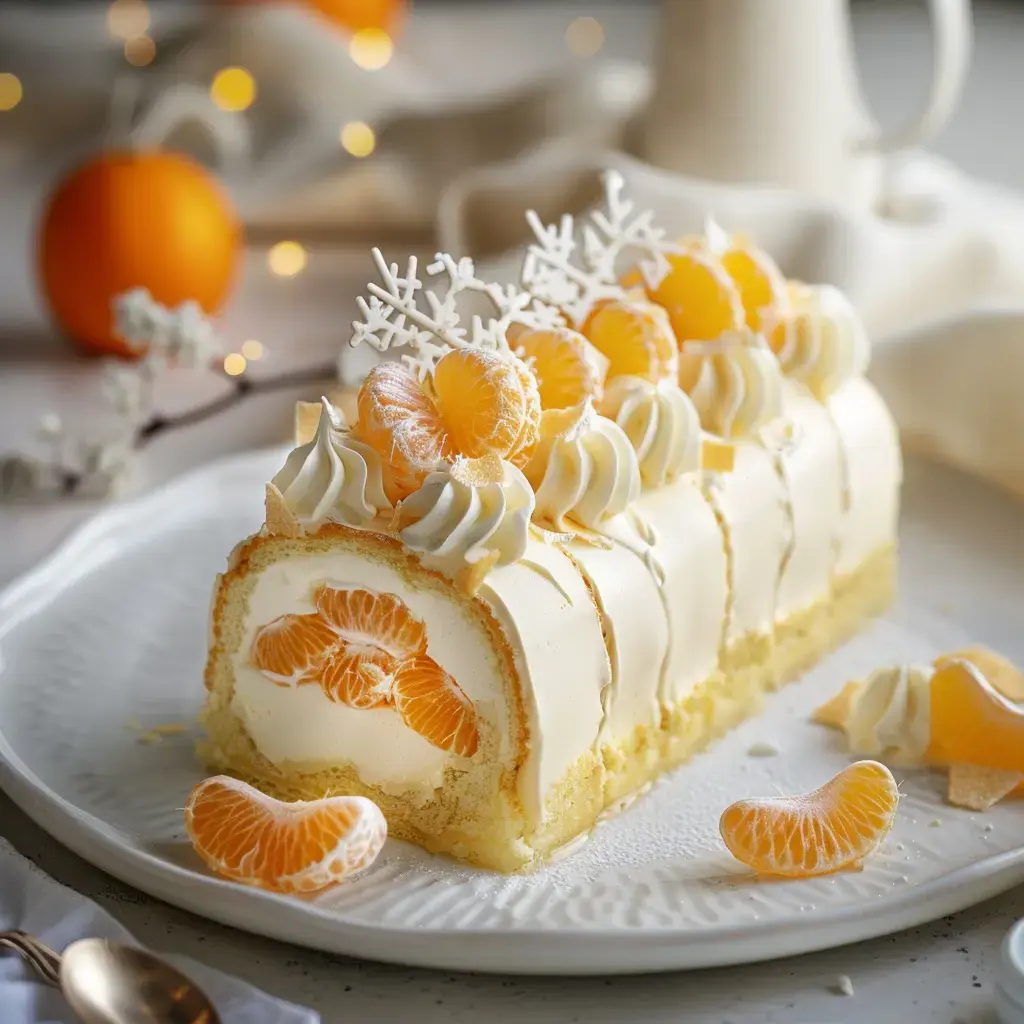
[
  {"x1": 827, "y1": 378, "x2": 903, "y2": 574},
  {"x1": 777, "y1": 284, "x2": 871, "y2": 400},
  {"x1": 600, "y1": 375, "x2": 701, "y2": 488},
  {"x1": 772, "y1": 381, "x2": 845, "y2": 619},
  {"x1": 271, "y1": 397, "x2": 390, "y2": 527},
  {"x1": 688, "y1": 329, "x2": 784, "y2": 439},
  {"x1": 397, "y1": 459, "x2": 534, "y2": 575},
  {"x1": 837, "y1": 664, "x2": 934, "y2": 763},
  {"x1": 527, "y1": 404, "x2": 641, "y2": 532}
]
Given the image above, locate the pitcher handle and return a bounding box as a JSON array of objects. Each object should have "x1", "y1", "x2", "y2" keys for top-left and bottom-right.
[
  {"x1": 859, "y1": 0, "x2": 972, "y2": 155},
  {"x1": 130, "y1": 82, "x2": 250, "y2": 174}
]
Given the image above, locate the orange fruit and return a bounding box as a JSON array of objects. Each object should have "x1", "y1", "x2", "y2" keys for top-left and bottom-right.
[
  {"x1": 185, "y1": 776, "x2": 387, "y2": 893},
  {"x1": 38, "y1": 150, "x2": 241, "y2": 358},
  {"x1": 581, "y1": 297, "x2": 678, "y2": 385},
  {"x1": 251, "y1": 613, "x2": 337, "y2": 686},
  {"x1": 432, "y1": 349, "x2": 537, "y2": 461},
  {"x1": 305, "y1": 0, "x2": 405, "y2": 33},
  {"x1": 319, "y1": 644, "x2": 397, "y2": 709},
  {"x1": 926, "y1": 659, "x2": 1024, "y2": 773},
  {"x1": 392, "y1": 654, "x2": 479, "y2": 756},
  {"x1": 719, "y1": 761, "x2": 899, "y2": 878},
  {"x1": 353, "y1": 361, "x2": 452, "y2": 502},
  {"x1": 515, "y1": 327, "x2": 608, "y2": 409}
]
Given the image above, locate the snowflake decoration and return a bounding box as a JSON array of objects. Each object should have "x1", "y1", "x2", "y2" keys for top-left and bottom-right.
[
  {"x1": 350, "y1": 248, "x2": 564, "y2": 379},
  {"x1": 521, "y1": 169, "x2": 672, "y2": 327}
]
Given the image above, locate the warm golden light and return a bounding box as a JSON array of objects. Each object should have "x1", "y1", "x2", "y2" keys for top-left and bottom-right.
[
  {"x1": 107, "y1": 0, "x2": 150, "y2": 40},
  {"x1": 241, "y1": 339, "x2": 264, "y2": 360},
  {"x1": 211, "y1": 67, "x2": 256, "y2": 113},
  {"x1": 0, "y1": 73, "x2": 22, "y2": 112},
  {"x1": 565, "y1": 16, "x2": 605, "y2": 57},
  {"x1": 340, "y1": 122, "x2": 376, "y2": 158},
  {"x1": 268, "y1": 241, "x2": 307, "y2": 277},
  {"x1": 349, "y1": 28, "x2": 394, "y2": 71},
  {"x1": 124, "y1": 35, "x2": 156, "y2": 67},
  {"x1": 223, "y1": 353, "x2": 247, "y2": 376}
]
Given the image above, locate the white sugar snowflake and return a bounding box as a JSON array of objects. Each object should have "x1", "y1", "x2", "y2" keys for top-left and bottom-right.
[
  {"x1": 350, "y1": 248, "x2": 563, "y2": 379},
  {"x1": 521, "y1": 169, "x2": 671, "y2": 326}
]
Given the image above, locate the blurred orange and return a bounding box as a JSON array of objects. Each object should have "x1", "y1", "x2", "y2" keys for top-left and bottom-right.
[
  {"x1": 38, "y1": 150, "x2": 241, "y2": 358},
  {"x1": 306, "y1": 0, "x2": 406, "y2": 32}
]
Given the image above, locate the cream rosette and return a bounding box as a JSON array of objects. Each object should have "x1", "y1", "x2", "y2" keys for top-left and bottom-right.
[
  {"x1": 771, "y1": 282, "x2": 871, "y2": 400},
  {"x1": 269, "y1": 397, "x2": 391, "y2": 529},
  {"x1": 394, "y1": 454, "x2": 535, "y2": 592},
  {"x1": 686, "y1": 329, "x2": 785, "y2": 440},
  {"x1": 524, "y1": 400, "x2": 641, "y2": 533},
  {"x1": 599, "y1": 375, "x2": 701, "y2": 488}
]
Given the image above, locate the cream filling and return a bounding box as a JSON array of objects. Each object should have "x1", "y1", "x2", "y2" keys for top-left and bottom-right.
[
  {"x1": 478, "y1": 538, "x2": 608, "y2": 823},
  {"x1": 232, "y1": 551, "x2": 508, "y2": 796},
  {"x1": 773, "y1": 381, "x2": 845, "y2": 619},
  {"x1": 704, "y1": 442, "x2": 789, "y2": 647},
  {"x1": 827, "y1": 378, "x2": 903, "y2": 575}
]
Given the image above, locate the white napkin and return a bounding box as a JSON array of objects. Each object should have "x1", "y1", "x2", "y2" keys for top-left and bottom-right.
[
  {"x1": 438, "y1": 145, "x2": 1024, "y2": 506},
  {"x1": 0, "y1": 839, "x2": 319, "y2": 1024}
]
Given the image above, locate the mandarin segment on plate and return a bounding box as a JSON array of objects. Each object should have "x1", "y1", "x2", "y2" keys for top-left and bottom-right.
[
  {"x1": 314, "y1": 585, "x2": 427, "y2": 661},
  {"x1": 250, "y1": 613, "x2": 338, "y2": 686},
  {"x1": 581, "y1": 297, "x2": 678, "y2": 385},
  {"x1": 353, "y1": 361, "x2": 452, "y2": 503},
  {"x1": 185, "y1": 776, "x2": 387, "y2": 894},
  {"x1": 926, "y1": 659, "x2": 1024, "y2": 774},
  {"x1": 392, "y1": 653, "x2": 480, "y2": 756},
  {"x1": 719, "y1": 761, "x2": 899, "y2": 878},
  {"x1": 515, "y1": 326, "x2": 608, "y2": 410}
]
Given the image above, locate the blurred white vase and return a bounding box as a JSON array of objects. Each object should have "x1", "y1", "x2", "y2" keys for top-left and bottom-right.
[{"x1": 643, "y1": 0, "x2": 974, "y2": 210}]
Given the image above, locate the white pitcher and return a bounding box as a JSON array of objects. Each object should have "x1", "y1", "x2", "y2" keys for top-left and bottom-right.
[{"x1": 642, "y1": 0, "x2": 972, "y2": 210}]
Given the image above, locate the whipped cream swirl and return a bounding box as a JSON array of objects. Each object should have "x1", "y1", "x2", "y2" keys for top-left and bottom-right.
[
  {"x1": 271, "y1": 397, "x2": 391, "y2": 527},
  {"x1": 397, "y1": 457, "x2": 534, "y2": 570},
  {"x1": 834, "y1": 663, "x2": 934, "y2": 763},
  {"x1": 526, "y1": 403, "x2": 641, "y2": 532},
  {"x1": 600, "y1": 375, "x2": 701, "y2": 488},
  {"x1": 688, "y1": 329, "x2": 784, "y2": 439},
  {"x1": 775, "y1": 283, "x2": 871, "y2": 399}
]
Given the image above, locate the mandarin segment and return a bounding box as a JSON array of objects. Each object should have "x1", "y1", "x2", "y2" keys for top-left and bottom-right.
[
  {"x1": 319, "y1": 642, "x2": 397, "y2": 708},
  {"x1": 581, "y1": 298, "x2": 678, "y2": 384},
  {"x1": 719, "y1": 761, "x2": 899, "y2": 878},
  {"x1": 515, "y1": 327, "x2": 607, "y2": 409},
  {"x1": 314, "y1": 585, "x2": 427, "y2": 660},
  {"x1": 251, "y1": 613, "x2": 337, "y2": 685},
  {"x1": 505, "y1": 356, "x2": 542, "y2": 467},
  {"x1": 353, "y1": 361, "x2": 451, "y2": 502},
  {"x1": 926, "y1": 659, "x2": 1024, "y2": 774},
  {"x1": 185, "y1": 776, "x2": 387, "y2": 893},
  {"x1": 432, "y1": 349, "x2": 528, "y2": 460},
  {"x1": 719, "y1": 244, "x2": 788, "y2": 333},
  {"x1": 392, "y1": 654, "x2": 479, "y2": 756}
]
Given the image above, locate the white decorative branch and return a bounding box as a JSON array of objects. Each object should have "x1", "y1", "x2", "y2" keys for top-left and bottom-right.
[
  {"x1": 522, "y1": 169, "x2": 672, "y2": 326},
  {"x1": 350, "y1": 247, "x2": 564, "y2": 379}
]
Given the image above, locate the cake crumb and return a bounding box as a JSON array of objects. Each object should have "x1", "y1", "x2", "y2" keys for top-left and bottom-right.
[
  {"x1": 929, "y1": 818, "x2": 943, "y2": 828},
  {"x1": 137, "y1": 731, "x2": 162, "y2": 745},
  {"x1": 833, "y1": 974, "x2": 855, "y2": 997},
  {"x1": 151, "y1": 723, "x2": 187, "y2": 737},
  {"x1": 747, "y1": 741, "x2": 780, "y2": 758}
]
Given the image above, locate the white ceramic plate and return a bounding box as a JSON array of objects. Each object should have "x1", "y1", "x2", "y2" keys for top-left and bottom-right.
[{"x1": 1, "y1": 448, "x2": 1023, "y2": 976}]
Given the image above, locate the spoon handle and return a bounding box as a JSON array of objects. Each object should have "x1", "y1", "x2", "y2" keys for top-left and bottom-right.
[{"x1": 0, "y1": 930, "x2": 62, "y2": 986}]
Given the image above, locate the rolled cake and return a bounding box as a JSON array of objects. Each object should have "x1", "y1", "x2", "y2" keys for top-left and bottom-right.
[{"x1": 201, "y1": 177, "x2": 901, "y2": 872}]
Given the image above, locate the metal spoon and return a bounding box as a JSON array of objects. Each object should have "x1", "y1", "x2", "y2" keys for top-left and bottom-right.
[{"x1": 1, "y1": 931, "x2": 221, "y2": 1024}]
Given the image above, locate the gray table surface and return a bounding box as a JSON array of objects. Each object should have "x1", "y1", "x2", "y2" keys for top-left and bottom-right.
[{"x1": 2, "y1": 2, "x2": 1024, "y2": 1021}]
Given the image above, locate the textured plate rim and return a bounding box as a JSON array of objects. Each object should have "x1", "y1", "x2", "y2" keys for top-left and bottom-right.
[{"x1": 1, "y1": 448, "x2": 1023, "y2": 976}]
